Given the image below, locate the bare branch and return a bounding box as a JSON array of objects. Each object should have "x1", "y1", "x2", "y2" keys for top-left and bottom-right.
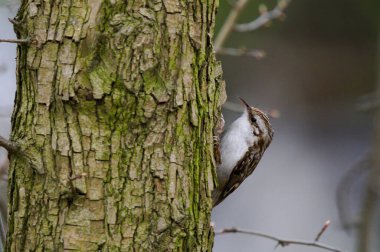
[
  {"x1": 0, "y1": 38, "x2": 29, "y2": 44},
  {"x1": 217, "y1": 47, "x2": 266, "y2": 59},
  {"x1": 235, "y1": 0, "x2": 291, "y2": 32},
  {"x1": 215, "y1": 227, "x2": 345, "y2": 252},
  {"x1": 214, "y1": 0, "x2": 249, "y2": 52},
  {"x1": 0, "y1": 135, "x2": 19, "y2": 154}
]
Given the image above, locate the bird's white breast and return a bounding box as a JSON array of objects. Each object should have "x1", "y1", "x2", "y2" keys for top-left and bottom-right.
[{"x1": 218, "y1": 111, "x2": 256, "y2": 187}]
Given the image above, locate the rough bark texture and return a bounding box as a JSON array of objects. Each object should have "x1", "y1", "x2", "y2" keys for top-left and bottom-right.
[{"x1": 8, "y1": 0, "x2": 225, "y2": 251}]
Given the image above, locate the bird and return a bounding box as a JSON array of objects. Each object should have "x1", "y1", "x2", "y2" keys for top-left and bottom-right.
[{"x1": 213, "y1": 97, "x2": 274, "y2": 206}]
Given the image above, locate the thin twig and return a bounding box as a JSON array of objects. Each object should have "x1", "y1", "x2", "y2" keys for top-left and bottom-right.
[
  {"x1": 315, "y1": 220, "x2": 331, "y2": 242},
  {"x1": 214, "y1": 0, "x2": 249, "y2": 52},
  {"x1": 0, "y1": 38, "x2": 29, "y2": 44},
  {"x1": 235, "y1": 0, "x2": 291, "y2": 32},
  {"x1": 217, "y1": 47, "x2": 266, "y2": 59},
  {"x1": 0, "y1": 135, "x2": 19, "y2": 154},
  {"x1": 215, "y1": 227, "x2": 345, "y2": 252}
]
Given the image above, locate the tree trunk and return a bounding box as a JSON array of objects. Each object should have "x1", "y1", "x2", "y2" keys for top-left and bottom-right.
[{"x1": 8, "y1": 0, "x2": 225, "y2": 250}]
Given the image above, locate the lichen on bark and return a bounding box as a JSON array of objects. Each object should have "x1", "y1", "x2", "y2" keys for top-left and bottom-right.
[{"x1": 8, "y1": 0, "x2": 225, "y2": 251}]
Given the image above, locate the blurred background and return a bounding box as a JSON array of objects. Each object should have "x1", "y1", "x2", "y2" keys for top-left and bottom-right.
[
  {"x1": 0, "y1": 0, "x2": 379, "y2": 251},
  {"x1": 212, "y1": 0, "x2": 379, "y2": 252},
  {"x1": 0, "y1": 1, "x2": 16, "y2": 168}
]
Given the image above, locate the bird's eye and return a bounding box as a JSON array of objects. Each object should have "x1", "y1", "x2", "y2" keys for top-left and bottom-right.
[{"x1": 251, "y1": 116, "x2": 257, "y2": 123}]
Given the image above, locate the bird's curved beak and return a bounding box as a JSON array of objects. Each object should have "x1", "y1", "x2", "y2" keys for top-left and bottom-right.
[{"x1": 239, "y1": 97, "x2": 251, "y2": 110}]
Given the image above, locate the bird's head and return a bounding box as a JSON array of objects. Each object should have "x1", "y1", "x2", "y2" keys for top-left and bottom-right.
[{"x1": 239, "y1": 97, "x2": 274, "y2": 144}]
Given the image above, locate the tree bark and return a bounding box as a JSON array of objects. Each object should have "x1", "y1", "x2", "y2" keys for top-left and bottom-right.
[{"x1": 8, "y1": 0, "x2": 225, "y2": 251}]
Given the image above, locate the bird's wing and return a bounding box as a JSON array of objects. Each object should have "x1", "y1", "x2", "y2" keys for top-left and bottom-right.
[{"x1": 213, "y1": 147, "x2": 262, "y2": 206}]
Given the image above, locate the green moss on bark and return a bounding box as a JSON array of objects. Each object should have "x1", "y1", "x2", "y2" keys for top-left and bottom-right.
[{"x1": 8, "y1": 0, "x2": 224, "y2": 251}]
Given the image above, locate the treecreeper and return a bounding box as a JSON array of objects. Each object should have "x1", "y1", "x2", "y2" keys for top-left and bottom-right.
[{"x1": 213, "y1": 98, "x2": 274, "y2": 206}]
